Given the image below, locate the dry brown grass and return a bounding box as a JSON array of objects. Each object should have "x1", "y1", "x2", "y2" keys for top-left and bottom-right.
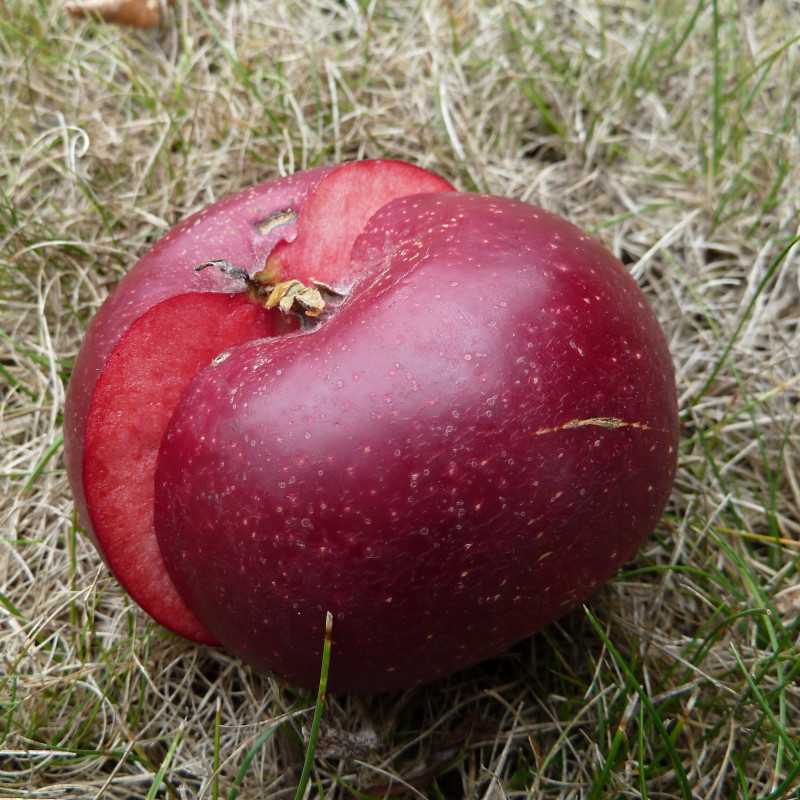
[{"x1": 2, "y1": 1, "x2": 799, "y2": 798}]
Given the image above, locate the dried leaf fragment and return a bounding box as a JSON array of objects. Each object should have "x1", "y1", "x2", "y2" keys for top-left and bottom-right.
[
  {"x1": 264, "y1": 280, "x2": 326, "y2": 318},
  {"x1": 65, "y1": 0, "x2": 173, "y2": 28}
]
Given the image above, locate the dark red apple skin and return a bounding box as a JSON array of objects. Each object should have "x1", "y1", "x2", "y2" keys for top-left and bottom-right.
[
  {"x1": 65, "y1": 166, "x2": 332, "y2": 540},
  {"x1": 154, "y1": 192, "x2": 679, "y2": 693}
]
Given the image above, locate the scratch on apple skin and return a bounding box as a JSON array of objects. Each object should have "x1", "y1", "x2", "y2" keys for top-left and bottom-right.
[
  {"x1": 254, "y1": 209, "x2": 298, "y2": 236},
  {"x1": 532, "y1": 417, "x2": 653, "y2": 435}
]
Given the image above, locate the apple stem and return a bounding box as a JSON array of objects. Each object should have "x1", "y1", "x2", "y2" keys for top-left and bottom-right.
[{"x1": 195, "y1": 259, "x2": 252, "y2": 284}]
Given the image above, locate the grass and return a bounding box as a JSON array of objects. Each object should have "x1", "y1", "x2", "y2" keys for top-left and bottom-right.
[{"x1": 1, "y1": 0, "x2": 799, "y2": 797}]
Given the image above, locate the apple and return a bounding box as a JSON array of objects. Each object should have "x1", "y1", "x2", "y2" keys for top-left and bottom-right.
[{"x1": 66, "y1": 159, "x2": 678, "y2": 692}]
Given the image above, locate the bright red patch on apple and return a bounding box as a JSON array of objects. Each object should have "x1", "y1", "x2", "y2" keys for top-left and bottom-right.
[
  {"x1": 266, "y1": 160, "x2": 453, "y2": 286},
  {"x1": 83, "y1": 292, "x2": 276, "y2": 642}
]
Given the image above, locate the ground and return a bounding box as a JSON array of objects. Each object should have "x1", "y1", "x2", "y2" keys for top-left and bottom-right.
[{"x1": 1, "y1": 1, "x2": 799, "y2": 798}]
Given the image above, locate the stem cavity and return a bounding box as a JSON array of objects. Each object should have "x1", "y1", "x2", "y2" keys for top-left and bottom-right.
[{"x1": 194, "y1": 260, "x2": 345, "y2": 319}]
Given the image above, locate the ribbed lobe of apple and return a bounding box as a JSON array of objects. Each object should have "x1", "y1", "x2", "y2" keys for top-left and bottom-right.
[{"x1": 154, "y1": 193, "x2": 678, "y2": 692}]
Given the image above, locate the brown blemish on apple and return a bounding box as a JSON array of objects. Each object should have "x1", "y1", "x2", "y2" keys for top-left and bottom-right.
[
  {"x1": 532, "y1": 417, "x2": 654, "y2": 436},
  {"x1": 254, "y1": 209, "x2": 298, "y2": 237}
]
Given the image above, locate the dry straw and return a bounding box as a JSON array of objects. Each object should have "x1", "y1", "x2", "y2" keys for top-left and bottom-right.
[{"x1": 1, "y1": 1, "x2": 798, "y2": 797}]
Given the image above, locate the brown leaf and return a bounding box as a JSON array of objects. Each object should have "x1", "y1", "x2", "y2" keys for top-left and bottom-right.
[{"x1": 65, "y1": 0, "x2": 174, "y2": 28}]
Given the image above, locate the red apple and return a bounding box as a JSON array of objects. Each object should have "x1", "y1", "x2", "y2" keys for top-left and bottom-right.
[
  {"x1": 64, "y1": 160, "x2": 455, "y2": 643},
  {"x1": 152, "y1": 191, "x2": 678, "y2": 692},
  {"x1": 66, "y1": 160, "x2": 678, "y2": 692}
]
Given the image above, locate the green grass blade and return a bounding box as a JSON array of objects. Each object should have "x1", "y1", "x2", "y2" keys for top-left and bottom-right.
[
  {"x1": 227, "y1": 722, "x2": 283, "y2": 800},
  {"x1": 637, "y1": 702, "x2": 650, "y2": 799},
  {"x1": 0, "y1": 590, "x2": 25, "y2": 620},
  {"x1": 23, "y1": 434, "x2": 63, "y2": 492},
  {"x1": 212, "y1": 697, "x2": 222, "y2": 800},
  {"x1": 588, "y1": 723, "x2": 627, "y2": 800},
  {"x1": 585, "y1": 609, "x2": 693, "y2": 800},
  {"x1": 226, "y1": 611, "x2": 332, "y2": 800},
  {"x1": 0, "y1": 362, "x2": 37, "y2": 400},
  {"x1": 731, "y1": 645, "x2": 799, "y2": 763},
  {"x1": 691, "y1": 235, "x2": 800, "y2": 404},
  {"x1": 144, "y1": 727, "x2": 183, "y2": 800},
  {"x1": 293, "y1": 611, "x2": 334, "y2": 800},
  {"x1": 710, "y1": 0, "x2": 723, "y2": 177}
]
